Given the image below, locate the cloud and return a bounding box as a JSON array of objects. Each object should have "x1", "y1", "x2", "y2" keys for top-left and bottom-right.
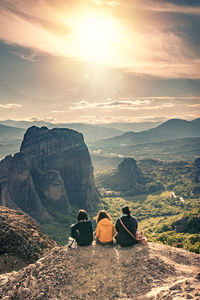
[
  {"x1": 0, "y1": 0, "x2": 200, "y2": 78},
  {"x1": 70, "y1": 96, "x2": 200, "y2": 111},
  {"x1": 187, "y1": 103, "x2": 200, "y2": 108},
  {"x1": 73, "y1": 114, "x2": 168, "y2": 124},
  {"x1": 9, "y1": 50, "x2": 37, "y2": 62},
  {"x1": 0, "y1": 103, "x2": 21, "y2": 108},
  {"x1": 70, "y1": 99, "x2": 152, "y2": 110},
  {"x1": 122, "y1": 0, "x2": 200, "y2": 14},
  {"x1": 51, "y1": 110, "x2": 68, "y2": 113}
]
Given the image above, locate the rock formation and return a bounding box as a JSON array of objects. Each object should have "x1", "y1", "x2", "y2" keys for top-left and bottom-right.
[
  {"x1": 116, "y1": 158, "x2": 145, "y2": 190},
  {"x1": 0, "y1": 242, "x2": 199, "y2": 299},
  {"x1": 101, "y1": 158, "x2": 146, "y2": 195},
  {"x1": 0, "y1": 126, "x2": 99, "y2": 223},
  {"x1": 0, "y1": 206, "x2": 57, "y2": 274}
]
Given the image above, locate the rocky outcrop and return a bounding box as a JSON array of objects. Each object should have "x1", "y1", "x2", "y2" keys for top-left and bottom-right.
[
  {"x1": 0, "y1": 242, "x2": 199, "y2": 299},
  {"x1": 100, "y1": 158, "x2": 146, "y2": 195},
  {"x1": 0, "y1": 206, "x2": 57, "y2": 274},
  {"x1": 0, "y1": 126, "x2": 99, "y2": 223},
  {"x1": 116, "y1": 158, "x2": 145, "y2": 190}
]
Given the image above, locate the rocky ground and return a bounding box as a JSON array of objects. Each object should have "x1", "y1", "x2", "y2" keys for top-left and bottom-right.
[
  {"x1": 0, "y1": 242, "x2": 199, "y2": 300},
  {"x1": 0, "y1": 206, "x2": 57, "y2": 274}
]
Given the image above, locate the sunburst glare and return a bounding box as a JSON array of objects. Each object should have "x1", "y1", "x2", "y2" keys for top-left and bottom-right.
[{"x1": 67, "y1": 13, "x2": 122, "y2": 64}]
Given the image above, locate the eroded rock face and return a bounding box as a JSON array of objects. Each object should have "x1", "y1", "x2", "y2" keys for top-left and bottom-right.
[
  {"x1": 0, "y1": 126, "x2": 99, "y2": 223},
  {"x1": 116, "y1": 158, "x2": 145, "y2": 190},
  {"x1": 0, "y1": 206, "x2": 57, "y2": 274},
  {"x1": 103, "y1": 158, "x2": 145, "y2": 194}
]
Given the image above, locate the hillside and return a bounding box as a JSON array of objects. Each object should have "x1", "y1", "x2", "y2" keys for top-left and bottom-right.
[
  {"x1": 98, "y1": 121, "x2": 162, "y2": 132},
  {"x1": 90, "y1": 137, "x2": 200, "y2": 166},
  {"x1": 0, "y1": 140, "x2": 21, "y2": 161},
  {"x1": 93, "y1": 118, "x2": 200, "y2": 148},
  {"x1": 0, "y1": 206, "x2": 57, "y2": 274},
  {"x1": 0, "y1": 124, "x2": 25, "y2": 143},
  {"x1": 0, "y1": 242, "x2": 199, "y2": 299},
  {"x1": 0, "y1": 120, "x2": 123, "y2": 142}
]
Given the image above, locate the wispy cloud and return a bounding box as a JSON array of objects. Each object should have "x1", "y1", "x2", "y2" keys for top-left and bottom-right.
[
  {"x1": 70, "y1": 99, "x2": 152, "y2": 110},
  {"x1": 0, "y1": 103, "x2": 21, "y2": 108},
  {"x1": 9, "y1": 50, "x2": 38, "y2": 62},
  {"x1": 51, "y1": 110, "x2": 68, "y2": 113},
  {"x1": 187, "y1": 103, "x2": 200, "y2": 108},
  {"x1": 121, "y1": 0, "x2": 200, "y2": 14},
  {"x1": 70, "y1": 96, "x2": 200, "y2": 111}
]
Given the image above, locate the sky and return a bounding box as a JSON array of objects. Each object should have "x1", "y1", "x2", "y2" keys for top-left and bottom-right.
[{"x1": 0, "y1": 0, "x2": 200, "y2": 124}]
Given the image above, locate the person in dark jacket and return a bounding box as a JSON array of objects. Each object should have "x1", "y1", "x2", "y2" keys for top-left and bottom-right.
[
  {"x1": 115, "y1": 206, "x2": 138, "y2": 247},
  {"x1": 71, "y1": 209, "x2": 93, "y2": 246}
]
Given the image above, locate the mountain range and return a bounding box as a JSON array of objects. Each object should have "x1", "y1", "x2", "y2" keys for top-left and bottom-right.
[
  {"x1": 0, "y1": 124, "x2": 25, "y2": 143},
  {"x1": 0, "y1": 118, "x2": 199, "y2": 162},
  {"x1": 0, "y1": 120, "x2": 123, "y2": 142},
  {"x1": 94, "y1": 118, "x2": 200, "y2": 147}
]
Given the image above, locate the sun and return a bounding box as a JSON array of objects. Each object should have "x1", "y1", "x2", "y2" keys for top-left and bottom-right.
[{"x1": 69, "y1": 13, "x2": 121, "y2": 64}]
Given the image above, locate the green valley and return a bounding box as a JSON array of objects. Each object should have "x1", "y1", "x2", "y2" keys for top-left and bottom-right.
[{"x1": 99, "y1": 192, "x2": 200, "y2": 253}]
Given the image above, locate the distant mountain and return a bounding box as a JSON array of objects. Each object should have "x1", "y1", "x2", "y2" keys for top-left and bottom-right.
[
  {"x1": 0, "y1": 120, "x2": 123, "y2": 142},
  {"x1": 94, "y1": 118, "x2": 200, "y2": 147},
  {"x1": 152, "y1": 118, "x2": 200, "y2": 138},
  {"x1": 90, "y1": 137, "x2": 200, "y2": 168},
  {"x1": 0, "y1": 140, "x2": 22, "y2": 161},
  {"x1": 0, "y1": 124, "x2": 25, "y2": 143},
  {"x1": 98, "y1": 121, "x2": 162, "y2": 132}
]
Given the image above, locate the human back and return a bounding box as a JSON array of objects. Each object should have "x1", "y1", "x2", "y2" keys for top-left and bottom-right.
[
  {"x1": 71, "y1": 209, "x2": 93, "y2": 246},
  {"x1": 115, "y1": 206, "x2": 138, "y2": 247},
  {"x1": 96, "y1": 210, "x2": 115, "y2": 245}
]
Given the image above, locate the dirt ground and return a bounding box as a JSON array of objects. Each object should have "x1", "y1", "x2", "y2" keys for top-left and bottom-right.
[{"x1": 0, "y1": 242, "x2": 200, "y2": 299}]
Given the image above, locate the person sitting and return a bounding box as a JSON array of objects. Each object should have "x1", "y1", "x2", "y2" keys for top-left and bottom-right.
[
  {"x1": 70, "y1": 209, "x2": 93, "y2": 246},
  {"x1": 96, "y1": 210, "x2": 115, "y2": 246},
  {"x1": 115, "y1": 206, "x2": 138, "y2": 247}
]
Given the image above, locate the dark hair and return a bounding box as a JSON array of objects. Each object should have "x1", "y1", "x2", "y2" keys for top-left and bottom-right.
[
  {"x1": 77, "y1": 209, "x2": 88, "y2": 221},
  {"x1": 97, "y1": 210, "x2": 111, "y2": 223},
  {"x1": 122, "y1": 206, "x2": 131, "y2": 217}
]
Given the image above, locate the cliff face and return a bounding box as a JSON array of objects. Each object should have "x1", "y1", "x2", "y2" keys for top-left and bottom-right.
[{"x1": 0, "y1": 126, "x2": 99, "y2": 223}]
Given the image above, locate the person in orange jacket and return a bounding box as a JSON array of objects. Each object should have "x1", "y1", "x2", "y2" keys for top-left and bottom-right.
[{"x1": 96, "y1": 210, "x2": 115, "y2": 245}]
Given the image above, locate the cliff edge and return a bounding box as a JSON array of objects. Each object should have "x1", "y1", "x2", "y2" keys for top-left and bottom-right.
[
  {"x1": 0, "y1": 242, "x2": 199, "y2": 299},
  {"x1": 0, "y1": 206, "x2": 57, "y2": 274}
]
